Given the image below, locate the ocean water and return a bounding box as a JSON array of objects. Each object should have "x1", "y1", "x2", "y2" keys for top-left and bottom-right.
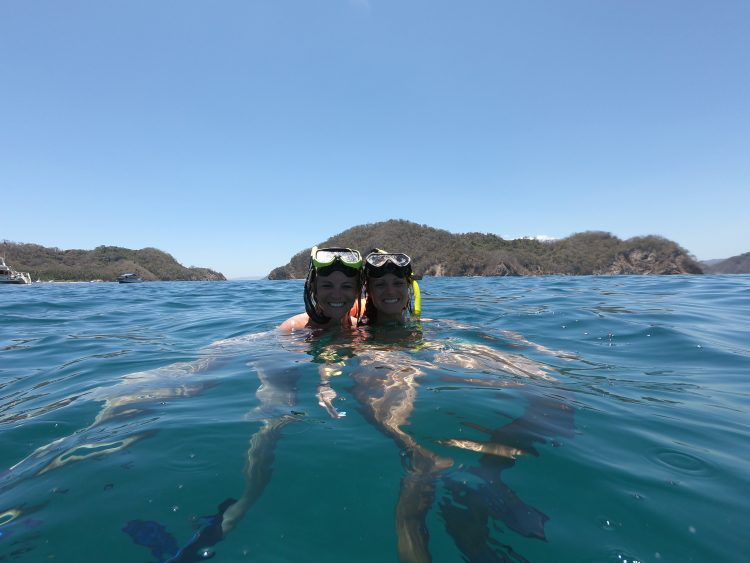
[{"x1": 1, "y1": 276, "x2": 748, "y2": 562}]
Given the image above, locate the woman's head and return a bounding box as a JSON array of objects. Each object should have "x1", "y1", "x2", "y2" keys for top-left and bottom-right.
[
  {"x1": 304, "y1": 247, "x2": 363, "y2": 326},
  {"x1": 363, "y1": 250, "x2": 416, "y2": 323}
]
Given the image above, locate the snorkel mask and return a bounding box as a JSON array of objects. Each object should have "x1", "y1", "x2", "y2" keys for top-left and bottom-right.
[
  {"x1": 304, "y1": 246, "x2": 363, "y2": 325},
  {"x1": 365, "y1": 251, "x2": 412, "y2": 278},
  {"x1": 311, "y1": 247, "x2": 363, "y2": 273}
]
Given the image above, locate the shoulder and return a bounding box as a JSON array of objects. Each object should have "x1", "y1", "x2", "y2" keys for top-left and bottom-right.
[{"x1": 279, "y1": 313, "x2": 310, "y2": 332}]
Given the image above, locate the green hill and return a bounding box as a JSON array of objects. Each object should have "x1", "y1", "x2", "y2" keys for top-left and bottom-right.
[
  {"x1": 268, "y1": 220, "x2": 703, "y2": 279},
  {"x1": 1, "y1": 242, "x2": 225, "y2": 282}
]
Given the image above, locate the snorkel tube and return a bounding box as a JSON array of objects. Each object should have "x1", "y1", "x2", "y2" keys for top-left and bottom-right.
[
  {"x1": 304, "y1": 267, "x2": 331, "y2": 326},
  {"x1": 411, "y1": 279, "x2": 421, "y2": 318}
]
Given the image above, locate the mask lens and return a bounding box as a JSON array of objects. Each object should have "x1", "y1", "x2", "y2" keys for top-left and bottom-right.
[
  {"x1": 313, "y1": 248, "x2": 362, "y2": 269},
  {"x1": 390, "y1": 254, "x2": 410, "y2": 267},
  {"x1": 337, "y1": 250, "x2": 360, "y2": 265},
  {"x1": 315, "y1": 250, "x2": 337, "y2": 266},
  {"x1": 366, "y1": 254, "x2": 390, "y2": 267}
]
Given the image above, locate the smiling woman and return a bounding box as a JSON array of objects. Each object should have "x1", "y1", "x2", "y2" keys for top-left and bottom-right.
[
  {"x1": 361, "y1": 249, "x2": 420, "y2": 325},
  {"x1": 279, "y1": 246, "x2": 364, "y2": 332}
]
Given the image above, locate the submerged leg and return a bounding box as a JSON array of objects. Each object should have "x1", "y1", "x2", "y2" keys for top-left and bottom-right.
[
  {"x1": 437, "y1": 392, "x2": 574, "y2": 561},
  {"x1": 221, "y1": 361, "x2": 303, "y2": 535},
  {"x1": 395, "y1": 468, "x2": 438, "y2": 563},
  {"x1": 352, "y1": 358, "x2": 453, "y2": 562},
  {"x1": 220, "y1": 415, "x2": 294, "y2": 535}
]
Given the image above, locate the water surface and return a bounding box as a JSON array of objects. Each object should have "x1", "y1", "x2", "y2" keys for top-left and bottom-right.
[{"x1": 1, "y1": 276, "x2": 748, "y2": 562}]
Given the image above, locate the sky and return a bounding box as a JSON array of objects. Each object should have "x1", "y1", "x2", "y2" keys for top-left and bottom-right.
[{"x1": 2, "y1": 1, "x2": 748, "y2": 278}]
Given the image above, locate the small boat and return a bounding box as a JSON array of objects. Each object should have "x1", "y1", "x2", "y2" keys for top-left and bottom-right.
[
  {"x1": 117, "y1": 273, "x2": 144, "y2": 284},
  {"x1": 0, "y1": 257, "x2": 32, "y2": 285}
]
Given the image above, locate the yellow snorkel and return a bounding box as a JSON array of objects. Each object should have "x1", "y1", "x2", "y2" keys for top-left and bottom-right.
[{"x1": 411, "y1": 279, "x2": 421, "y2": 318}]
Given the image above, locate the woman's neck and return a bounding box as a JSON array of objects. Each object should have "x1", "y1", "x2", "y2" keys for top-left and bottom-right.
[
  {"x1": 375, "y1": 311, "x2": 406, "y2": 324},
  {"x1": 309, "y1": 314, "x2": 353, "y2": 330}
]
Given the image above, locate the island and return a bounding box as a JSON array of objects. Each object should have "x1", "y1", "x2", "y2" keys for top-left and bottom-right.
[
  {"x1": 268, "y1": 220, "x2": 706, "y2": 279},
  {"x1": 0, "y1": 242, "x2": 225, "y2": 282}
]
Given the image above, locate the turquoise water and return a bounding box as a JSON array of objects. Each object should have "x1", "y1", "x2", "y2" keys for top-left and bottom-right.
[{"x1": 1, "y1": 276, "x2": 748, "y2": 562}]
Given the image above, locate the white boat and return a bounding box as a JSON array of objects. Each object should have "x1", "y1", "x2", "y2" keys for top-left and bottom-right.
[
  {"x1": 117, "y1": 273, "x2": 144, "y2": 284},
  {"x1": 0, "y1": 257, "x2": 32, "y2": 285}
]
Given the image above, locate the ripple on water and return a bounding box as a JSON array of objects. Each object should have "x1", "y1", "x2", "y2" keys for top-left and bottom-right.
[
  {"x1": 164, "y1": 445, "x2": 224, "y2": 474},
  {"x1": 647, "y1": 447, "x2": 714, "y2": 477}
]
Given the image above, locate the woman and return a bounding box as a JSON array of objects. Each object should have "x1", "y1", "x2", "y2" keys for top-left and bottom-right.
[
  {"x1": 218, "y1": 248, "x2": 365, "y2": 544},
  {"x1": 361, "y1": 249, "x2": 421, "y2": 325},
  {"x1": 280, "y1": 246, "x2": 364, "y2": 331},
  {"x1": 352, "y1": 250, "x2": 450, "y2": 562}
]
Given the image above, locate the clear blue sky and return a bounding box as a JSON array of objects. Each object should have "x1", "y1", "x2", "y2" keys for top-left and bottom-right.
[{"x1": 2, "y1": 1, "x2": 748, "y2": 278}]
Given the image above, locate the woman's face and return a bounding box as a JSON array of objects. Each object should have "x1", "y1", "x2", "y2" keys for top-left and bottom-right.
[
  {"x1": 368, "y1": 273, "x2": 409, "y2": 321},
  {"x1": 314, "y1": 271, "x2": 358, "y2": 321}
]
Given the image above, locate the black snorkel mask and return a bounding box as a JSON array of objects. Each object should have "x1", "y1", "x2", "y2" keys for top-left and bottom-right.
[{"x1": 364, "y1": 250, "x2": 413, "y2": 279}]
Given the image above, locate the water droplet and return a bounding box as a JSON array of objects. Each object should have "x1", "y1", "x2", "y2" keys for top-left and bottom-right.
[
  {"x1": 599, "y1": 517, "x2": 617, "y2": 531},
  {"x1": 200, "y1": 548, "x2": 214, "y2": 559}
]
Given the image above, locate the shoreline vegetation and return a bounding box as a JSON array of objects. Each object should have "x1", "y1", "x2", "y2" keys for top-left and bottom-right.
[
  {"x1": 4, "y1": 221, "x2": 748, "y2": 282},
  {"x1": 268, "y1": 220, "x2": 746, "y2": 279},
  {"x1": 1, "y1": 242, "x2": 225, "y2": 282}
]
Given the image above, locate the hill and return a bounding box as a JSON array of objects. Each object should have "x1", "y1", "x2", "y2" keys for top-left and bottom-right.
[
  {"x1": 1, "y1": 242, "x2": 225, "y2": 282},
  {"x1": 268, "y1": 220, "x2": 703, "y2": 279},
  {"x1": 701, "y1": 252, "x2": 750, "y2": 274}
]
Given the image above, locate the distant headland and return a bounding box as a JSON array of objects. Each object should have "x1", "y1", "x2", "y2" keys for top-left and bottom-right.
[
  {"x1": 701, "y1": 252, "x2": 750, "y2": 274},
  {"x1": 1, "y1": 242, "x2": 225, "y2": 282},
  {"x1": 268, "y1": 220, "x2": 747, "y2": 279}
]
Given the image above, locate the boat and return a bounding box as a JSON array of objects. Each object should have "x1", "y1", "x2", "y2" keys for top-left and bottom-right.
[
  {"x1": 0, "y1": 257, "x2": 32, "y2": 285},
  {"x1": 117, "y1": 273, "x2": 144, "y2": 284}
]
